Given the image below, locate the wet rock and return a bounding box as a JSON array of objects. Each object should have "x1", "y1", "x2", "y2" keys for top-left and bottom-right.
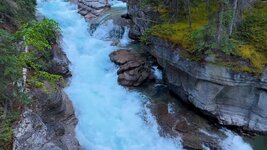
[
  {"x1": 111, "y1": 38, "x2": 120, "y2": 46},
  {"x1": 110, "y1": 49, "x2": 154, "y2": 87},
  {"x1": 13, "y1": 111, "x2": 50, "y2": 150},
  {"x1": 148, "y1": 36, "x2": 267, "y2": 133},
  {"x1": 77, "y1": 0, "x2": 110, "y2": 20},
  {"x1": 92, "y1": 19, "x2": 125, "y2": 40},
  {"x1": 127, "y1": 0, "x2": 267, "y2": 133},
  {"x1": 14, "y1": 85, "x2": 81, "y2": 150},
  {"x1": 14, "y1": 39, "x2": 80, "y2": 149},
  {"x1": 110, "y1": 49, "x2": 144, "y2": 65},
  {"x1": 127, "y1": 0, "x2": 160, "y2": 40},
  {"x1": 49, "y1": 43, "x2": 71, "y2": 77},
  {"x1": 151, "y1": 103, "x2": 221, "y2": 150},
  {"x1": 121, "y1": 13, "x2": 131, "y2": 19}
]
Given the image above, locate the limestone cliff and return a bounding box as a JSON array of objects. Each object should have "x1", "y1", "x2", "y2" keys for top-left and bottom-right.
[{"x1": 127, "y1": 0, "x2": 267, "y2": 133}]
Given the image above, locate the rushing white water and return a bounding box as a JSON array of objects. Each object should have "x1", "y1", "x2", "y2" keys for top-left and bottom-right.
[
  {"x1": 220, "y1": 129, "x2": 253, "y2": 150},
  {"x1": 109, "y1": 0, "x2": 127, "y2": 7},
  {"x1": 37, "y1": 0, "x2": 181, "y2": 149},
  {"x1": 152, "y1": 66, "x2": 163, "y2": 80},
  {"x1": 119, "y1": 27, "x2": 131, "y2": 47},
  {"x1": 37, "y1": 0, "x2": 254, "y2": 149}
]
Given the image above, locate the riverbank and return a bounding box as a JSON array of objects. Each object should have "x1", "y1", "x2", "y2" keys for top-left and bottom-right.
[
  {"x1": 13, "y1": 40, "x2": 81, "y2": 150},
  {"x1": 126, "y1": 0, "x2": 267, "y2": 133},
  {"x1": 11, "y1": 0, "x2": 267, "y2": 149}
]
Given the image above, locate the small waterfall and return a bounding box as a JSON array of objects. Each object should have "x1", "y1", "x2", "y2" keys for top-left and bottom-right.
[
  {"x1": 37, "y1": 0, "x2": 254, "y2": 149},
  {"x1": 220, "y1": 129, "x2": 253, "y2": 150},
  {"x1": 109, "y1": 0, "x2": 127, "y2": 7},
  {"x1": 37, "y1": 0, "x2": 181, "y2": 149},
  {"x1": 119, "y1": 27, "x2": 131, "y2": 47}
]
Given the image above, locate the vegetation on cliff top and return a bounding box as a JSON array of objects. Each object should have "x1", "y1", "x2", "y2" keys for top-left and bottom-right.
[{"x1": 141, "y1": 0, "x2": 267, "y2": 75}]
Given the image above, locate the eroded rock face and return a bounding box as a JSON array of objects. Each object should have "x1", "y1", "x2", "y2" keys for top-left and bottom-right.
[
  {"x1": 127, "y1": 0, "x2": 159, "y2": 40},
  {"x1": 13, "y1": 44, "x2": 81, "y2": 150},
  {"x1": 49, "y1": 43, "x2": 71, "y2": 77},
  {"x1": 13, "y1": 87, "x2": 81, "y2": 150},
  {"x1": 109, "y1": 49, "x2": 154, "y2": 87},
  {"x1": 127, "y1": 0, "x2": 267, "y2": 133},
  {"x1": 149, "y1": 37, "x2": 267, "y2": 133}
]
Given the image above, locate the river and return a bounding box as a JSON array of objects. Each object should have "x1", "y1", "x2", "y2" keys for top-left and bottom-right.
[{"x1": 37, "y1": 0, "x2": 256, "y2": 149}]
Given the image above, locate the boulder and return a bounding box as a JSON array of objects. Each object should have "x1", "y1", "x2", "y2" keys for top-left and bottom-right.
[
  {"x1": 110, "y1": 49, "x2": 154, "y2": 87},
  {"x1": 77, "y1": 0, "x2": 110, "y2": 20},
  {"x1": 13, "y1": 84, "x2": 81, "y2": 150}
]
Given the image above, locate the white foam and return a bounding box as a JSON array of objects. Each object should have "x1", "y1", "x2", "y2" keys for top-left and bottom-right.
[
  {"x1": 93, "y1": 20, "x2": 116, "y2": 40},
  {"x1": 220, "y1": 129, "x2": 253, "y2": 150},
  {"x1": 152, "y1": 66, "x2": 163, "y2": 80},
  {"x1": 119, "y1": 26, "x2": 131, "y2": 47},
  {"x1": 109, "y1": 0, "x2": 127, "y2": 8},
  {"x1": 37, "y1": 0, "x2": 182, "y2": 149}
]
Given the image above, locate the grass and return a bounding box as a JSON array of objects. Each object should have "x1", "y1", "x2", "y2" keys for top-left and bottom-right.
[
  {"x1": 234, "y1": 2, "x2": 267, "y2": 74},
  {"x1": 148, "y1": 1, "x2": 267, "y2": 75},
  {"x1": 237, "y1": 45, "x2": 267, "y2": 74},
  {"x1": 150, "y1": 2, "x2": 218, "y2": 49}
]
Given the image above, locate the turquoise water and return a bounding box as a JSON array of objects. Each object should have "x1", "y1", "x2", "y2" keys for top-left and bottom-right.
[
  {"x1": 36, "y1": 0, "x2": 254, "y2": 149},
  {"x1": 37, "y1": 0, "x2": 181, "y2": 149}
]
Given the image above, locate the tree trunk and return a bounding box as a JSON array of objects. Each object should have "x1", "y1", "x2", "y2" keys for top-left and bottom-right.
[
  {"x1": 206, "y1": 0, "x2": 210, "y2": 11},
  {"x1": 187, "y1": 0, "x2": 192, "y2": 29},
  {"x1": 217, "y1": 2, "x2": 224, "y2": 44},
  {"x1": 229, "y1": 0, "x2": 238, "y2": 35},
  {"x1": 3, "y1": 100, "x2": 8, "y2": 119},
  {"x1": 175, "y1": 0, "x2": 179, "y2": 17},
  {"x1": 22, "y1": 36, "x2": 28, "y2": 91}
]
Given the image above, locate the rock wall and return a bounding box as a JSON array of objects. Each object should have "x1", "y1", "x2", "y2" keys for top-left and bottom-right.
[
  {"x1": 77, "y1": 0, "x2": 110, "y2": 20},
  {"x1": 149, "y1": 37, "x2": 267, "y2": 133},
  {"x1": 127, "y1": 0, "x2": 267, "y2": 133},
  {"x1": 127, "y1": 0, "x2": 159, "y2": 40},
  {"x1": 13, "y1": 44, "x2": 81, "y2": 150}
]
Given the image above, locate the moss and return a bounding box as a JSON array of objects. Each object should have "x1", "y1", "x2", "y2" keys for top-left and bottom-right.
[
  {"x1": 0, "y1": 111, "x2": 19, "y2": 148},
  {"x1": 0, "y1": 0, "x2": 36, "y2": 28},
  {"x1": 151, "y1": 23, "x2": 195, "y2": 49},
  {"x1": 238, "y1": 45, "x2": 267, "y2": 73},
  {"x1": 150, "y1": 2, "x2": 218, "y2": 49},
  {"x1": 235, "y1": 2, "x2": 267, "y2": 52},
  {"x1": 232, "y1": 1, "x2": 267, "y2": 74},
  {"x1": 154, "y1": 2, "x2": 266, "y2": 74}
]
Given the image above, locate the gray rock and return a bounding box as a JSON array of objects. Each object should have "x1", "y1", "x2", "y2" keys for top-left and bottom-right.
[
  {"x1": 49, "y1": 43, "x2": 71, "y2": 77},
  {"x1": 127, "y1": 0, "x2": 160, "y2": 40},
  {"x1": 13, "y1": 86, "x2": 81, "y2": 150},
  {"x1": 77, "y1": 0, "x2": 110, "y2": 20},
  {"x1": 14, "y1": 38, "x2": 80, "y2": 149},
  {"x1": 13, "y1": 111, "x2": 50, "y2": 150},
  {"x1": 148, "y1": 36, "x2": 267, "y2": 133},
  {"x1": 127, "y1": 0, "x2": 267, "y2": 132}
]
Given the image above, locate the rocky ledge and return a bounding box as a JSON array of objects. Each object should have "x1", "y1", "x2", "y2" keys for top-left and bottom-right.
[
  {"x1": 13, "y1": 44, "x2": 81, "y2": 150},
  {"x1": 77, "y1": 0, "x2": 110, "y2": 20},
  {"x1": 127, "y1": 0, "x2": 267, "y2": 133},
  {"x1": 149, "y1": 37, "x2": 267, "y2": 133},
  {"x1": 109, "y1": 49, "x2": 154, "y2": 87}
]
